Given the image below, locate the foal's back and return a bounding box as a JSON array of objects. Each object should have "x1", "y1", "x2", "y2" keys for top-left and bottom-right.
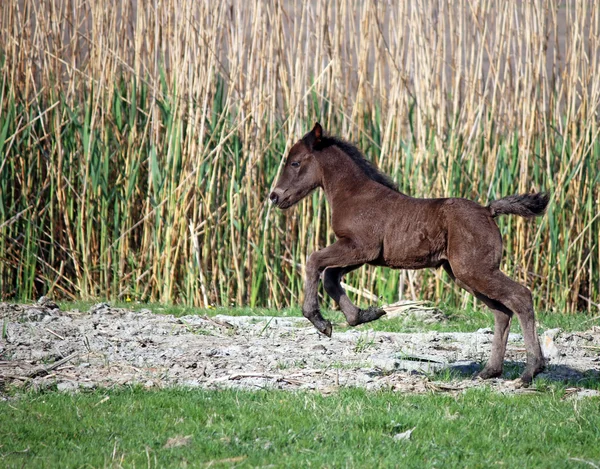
[{"x1": 370, "y1": 193, "x2": 497, "y2": 270}]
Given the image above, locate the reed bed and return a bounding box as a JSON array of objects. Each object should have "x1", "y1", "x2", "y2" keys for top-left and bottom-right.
[{"x1": 1, "y1": 0, "x2": 598, "y2": 312}]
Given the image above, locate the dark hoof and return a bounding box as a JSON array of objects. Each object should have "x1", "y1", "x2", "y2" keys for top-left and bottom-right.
[
  {"x1": 475, "y1": 367, "x2": 503, "y2": 380},
  {"x1": 518, "y1": 361, "x2": 545, "y2": 387},
  {"x1": 357, "y1": 306, "x2": 386, "y2": 324},
  {"x1": 318, "y1": 320, "x2": 333, "y2": 338},
  {"x1": 517, "y1": 370, "x2": 540, "y2": 388}
]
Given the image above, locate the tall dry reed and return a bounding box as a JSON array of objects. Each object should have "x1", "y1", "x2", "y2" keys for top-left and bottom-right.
[{"x1": 1, "y1": 0, "x2": 598, "y2": 312}]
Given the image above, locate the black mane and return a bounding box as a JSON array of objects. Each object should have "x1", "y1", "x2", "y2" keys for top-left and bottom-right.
[{"x1": 317, "y1": 136, "x2": 399, "y2": 192}]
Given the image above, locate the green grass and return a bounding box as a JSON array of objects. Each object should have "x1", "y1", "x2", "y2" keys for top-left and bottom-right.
[{"x1": 1, "y1": 387, "x2": 599, "y2": 468}]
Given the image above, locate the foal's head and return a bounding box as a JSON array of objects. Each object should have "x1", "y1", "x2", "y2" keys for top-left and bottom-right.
[{"x1": 269, "y1": 123, "x2": 324, "y2": 209}]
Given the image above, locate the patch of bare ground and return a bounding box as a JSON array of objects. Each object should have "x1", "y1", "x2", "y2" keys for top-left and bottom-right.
[{"x1": 1, "y1": 301, "x2": 599, "y2": 397}]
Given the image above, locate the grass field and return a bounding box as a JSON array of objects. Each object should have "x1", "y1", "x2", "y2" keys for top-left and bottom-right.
[
  {"x1": 2, "y1": 305, "x2": 599, "y2": 467},
  {"x1": 1, "y1": 387, "x2": 599, "y2": 468}
]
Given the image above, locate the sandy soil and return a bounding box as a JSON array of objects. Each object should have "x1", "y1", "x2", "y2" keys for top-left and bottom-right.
[{"x1": 1, "y1": 301, "x2": 599, "y2": 396}]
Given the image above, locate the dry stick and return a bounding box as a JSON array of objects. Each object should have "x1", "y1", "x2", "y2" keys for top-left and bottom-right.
[
  {"x1": 213, "y1": 372, "x2": 304, "y2": 386},
  {"x1": 0, "y1": 205, "x2": 31, "y2": 230},
  {"x1": 2, "y1": 100, "x2": 60, "y2": 153},
  {"x1": 27, "y1": 352, "x2": 79, "y2": 379},
  {"x1": 201, "y1": 315, "x2": 234, "y2": 329},
  {"x1": 189, "y1": 218, "x2": 209, "y2": 307},
  {"x1": 45, "y1": 328, "x2": 65, "y2": 340}
]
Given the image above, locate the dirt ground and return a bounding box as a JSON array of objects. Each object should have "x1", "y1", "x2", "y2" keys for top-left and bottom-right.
[{"x1": 1, "y1": 301, "x2": 599, "y2": 396}]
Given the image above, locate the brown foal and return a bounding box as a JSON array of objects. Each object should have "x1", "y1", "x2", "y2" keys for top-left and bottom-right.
[{"x1": 270, "y1": 123, "x2": 549, "y2": 385}]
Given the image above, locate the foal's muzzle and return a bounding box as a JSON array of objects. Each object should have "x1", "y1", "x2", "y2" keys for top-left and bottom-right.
[{"x1": 269, "y1": 188, "x2": 285, "y2": 206}]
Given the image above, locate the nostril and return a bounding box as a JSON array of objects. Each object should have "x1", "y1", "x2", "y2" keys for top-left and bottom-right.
[{"x1": 269, "y1": 192, "x2": 279, "y2": 204}]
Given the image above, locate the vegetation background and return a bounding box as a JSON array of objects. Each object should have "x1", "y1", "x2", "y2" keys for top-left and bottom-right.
[{"x1": 1, "y1": 0, "x2": 599, "y2": 313}]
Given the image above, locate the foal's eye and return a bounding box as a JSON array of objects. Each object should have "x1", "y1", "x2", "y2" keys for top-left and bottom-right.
[{"x1": 291, "y1": 161, "x2": 300, "y2": 168}]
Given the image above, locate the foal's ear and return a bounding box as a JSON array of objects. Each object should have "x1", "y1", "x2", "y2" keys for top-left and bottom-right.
[
  {"x1": 312, "y1": 122, "x2": 323, "y2": 142},
  {"x1": 303, "y1": 122, "x2": 324, "y2": 150}
]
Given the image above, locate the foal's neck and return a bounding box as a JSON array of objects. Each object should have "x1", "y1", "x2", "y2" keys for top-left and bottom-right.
[{"x1": 318, "y1": 147, "x2": 378, "y2": 204}]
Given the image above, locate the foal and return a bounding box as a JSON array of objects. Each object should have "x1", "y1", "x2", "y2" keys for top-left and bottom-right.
[{"x1": 270, "y1": 123, "x2": 549, "y2": 385}]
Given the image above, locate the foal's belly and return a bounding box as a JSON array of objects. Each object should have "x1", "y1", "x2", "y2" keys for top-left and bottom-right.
[
  {"x1": 372, "y1": 223, "x2": 448, "y2": 270},
  {"x1": 370, "y1": 249, "x2": 446, "y2": 270}
]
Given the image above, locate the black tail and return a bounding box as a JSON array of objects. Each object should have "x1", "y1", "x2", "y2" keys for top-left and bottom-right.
[{"x1": 488, "y1": 192, "x2": 550, "y2": 218}]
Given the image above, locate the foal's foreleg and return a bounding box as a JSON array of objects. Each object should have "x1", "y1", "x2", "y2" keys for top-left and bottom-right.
[
  {"x1": 323, "y1": 266, "x2": 386, "y2": 326},
  {"x1": 304, "y1": 240, "x2": 378, "y2": 336}
]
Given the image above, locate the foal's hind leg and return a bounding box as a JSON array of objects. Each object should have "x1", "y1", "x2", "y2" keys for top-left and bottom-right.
[
  {"x1": 478, "y1": 307, "x2": 513, "y2": 379},
  {"x1": 323, "y1": 266, "x2": 386, "y2": 326},
  {"x1": 444, "y1": 263, "x2": 513, "y2": 379},
  {"x1": 497, "y1": 278, "x2": 545, "y2": 384},
  {"x1": 452, "y1": 268, "x2": 544, "y2": 385},
  {"x1": 323, "y1": 266, "x2": 360, "y2": 324}
]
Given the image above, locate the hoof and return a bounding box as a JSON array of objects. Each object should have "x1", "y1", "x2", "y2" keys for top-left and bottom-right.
[
  {"x1": 319, "y1": 320, "x2": 333, "y2": 338},
  {"x1": 519, "y1": 361, "x2": 544, "y2": 387},
  {"x1": 357, "y1": 306, "x2": 386, "y2": 324},
  {"x1": 476, "y1": 367, "x2": 503, "y2": 380},
  {"x1": 517, "y1": 372, "x2": 535, "y2": 388}
]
